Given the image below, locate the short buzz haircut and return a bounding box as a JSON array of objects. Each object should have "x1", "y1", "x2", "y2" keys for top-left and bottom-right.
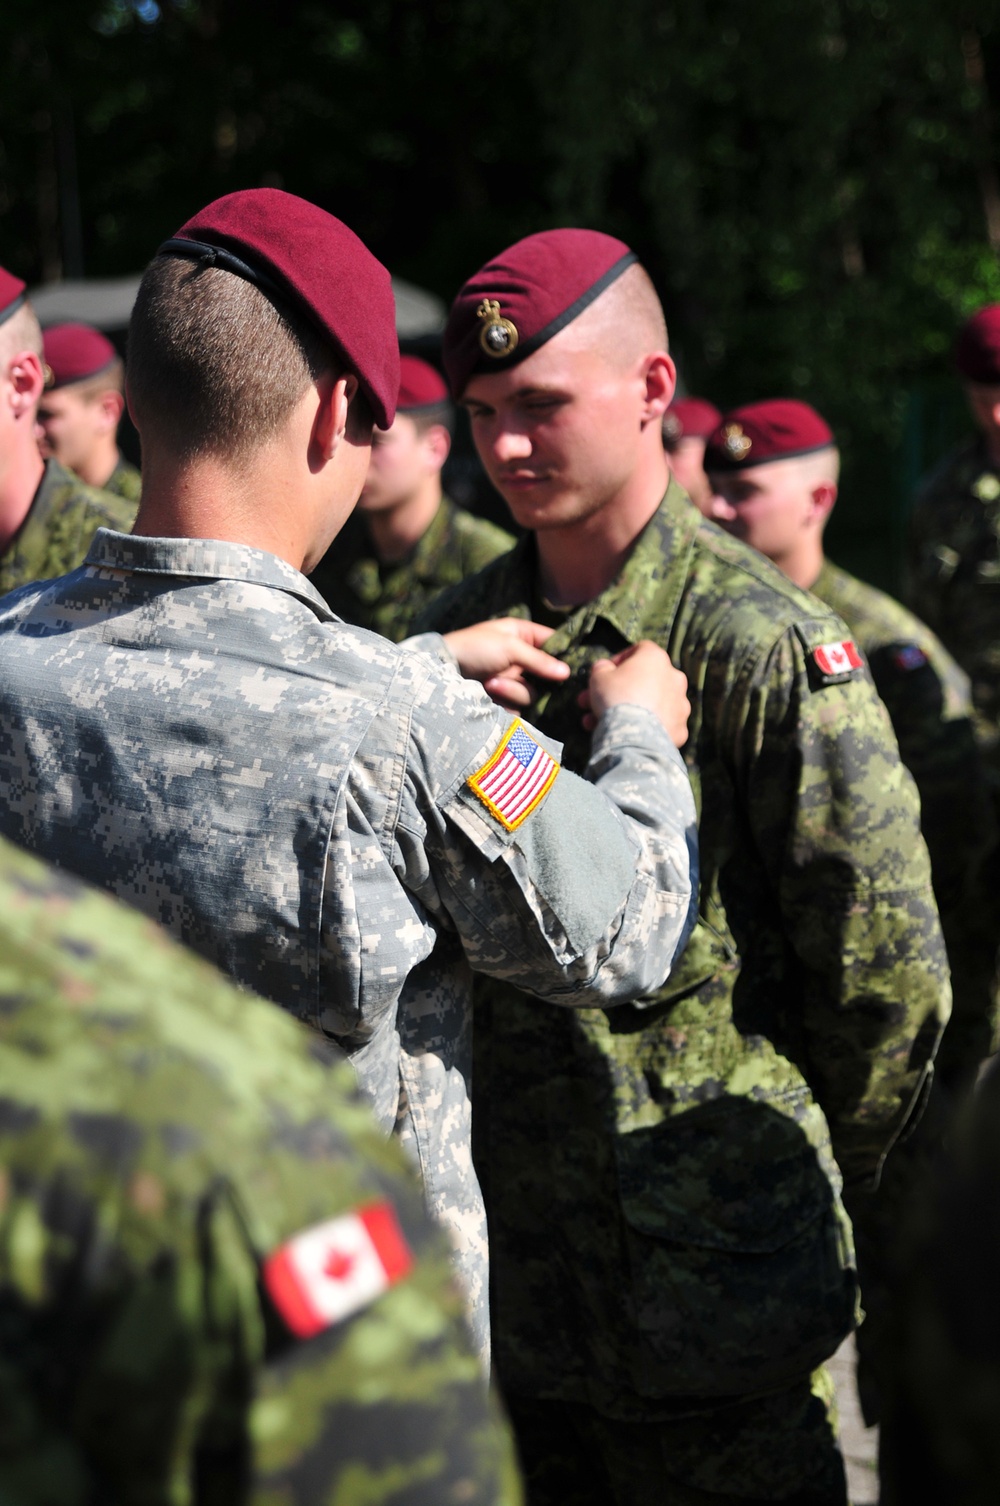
[
  {"x1": 0, "y1": 302, "x2": 43, "y2": 367},
  {"x1": 127, "y1": 255, "x2": 336, "y2": 465},
  {"x1": 63, "y1": 358, "x2": 125, "y2": 400},
  {"x1": 406, "y1": 399, "x2": 453, "y2": 436}
]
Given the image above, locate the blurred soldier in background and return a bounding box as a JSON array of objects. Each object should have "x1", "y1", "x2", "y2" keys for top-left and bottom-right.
[
  {"x1": 706, "y1": 397, "x2": 997, "y2": 1422},
  {"x1": 421, "y1": 228, "x2": 950, "y2": 1506},
  {"x1": 0, "y1": 269, "x2": 134, "y2": 594},
  {"x1": 0, "y1": 190, "x2": 697, "y2": 1364},
  {"x1": 38, "y1": 321, "x2": 142, "y2": 501},
  {"x1": 310, "y1": 352, "x2": 512, "y2": 640},
  {"x1": 661, "y1": 394, "x2": 721, "y2": 515},
  {"x1": 0, "y1": 835, "x2": 521, "y2": 1505}
]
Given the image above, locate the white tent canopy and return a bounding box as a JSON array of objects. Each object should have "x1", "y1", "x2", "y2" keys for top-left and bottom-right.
[{"x1": 28, "y1": 273, "x2": 446, "y2": 339}]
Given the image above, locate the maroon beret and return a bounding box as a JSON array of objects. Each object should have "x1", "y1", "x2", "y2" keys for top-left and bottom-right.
[
  {"x1": 397, "y1": 354, "x2": 449, "y2": 413},
  {"x1": 0, "y1": 266, "x2": 27, "y2": 329},
  {"x1": 662, "y1": 397, "x2": 722, "y2": 445},
  {"x1": 159, "y1": 189, "x2": 399, "y2": 428},
  {"x1": 443, "y1": 228, "x2": 637, "y2": 397},
  {"x1": 955, "y1": 305, "x2": 1000, "y2": 385},
  {"x1": 43, "y1": 323, "x2": 118, "y2": 388},
  {"x1": 704, "y1": 399, "x2": 835, "y2": 472}
]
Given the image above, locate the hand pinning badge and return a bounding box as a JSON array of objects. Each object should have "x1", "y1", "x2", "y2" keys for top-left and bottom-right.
[{"x1": 477, "y1": 299, "x2": 519, "y2": 358}]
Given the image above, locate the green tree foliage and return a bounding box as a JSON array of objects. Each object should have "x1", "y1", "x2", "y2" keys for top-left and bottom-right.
[{"x1": 2, "y1": 0, "x2": 1000, "y2": 579}]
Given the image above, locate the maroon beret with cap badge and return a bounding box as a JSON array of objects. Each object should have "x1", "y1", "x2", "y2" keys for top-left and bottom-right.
[
  {"x1": 443, "y1": 228, "x2": 638, "y2": 397},
  {"x1": 43, "y1": 323, "x2": 119, "y2": 388},
  {"x1": 955, "y1": 305, "x2": 1000, "y2": 385},
  {"x1": 0, "y1": 266, "x2": 27, "y2": 329},
  {"x1": 397, "y1": 354, "x2": 449, "y2": 412},
  {"x1": 157, "y1": 189, "x2": 399, "y2": 429},
  {"x1": 704, "y1": 399, "x2": 835, "y2": 472},
  {"x1": 662, "y1": 397, "x2": 722, "y2": 445}
]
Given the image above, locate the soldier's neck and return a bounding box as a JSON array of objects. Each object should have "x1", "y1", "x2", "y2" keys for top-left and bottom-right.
[
  {"x1": 0, "y1": 441, "x2": 44, "y2": 556},
  {"x1": 781, "y1": 541, "x2": 826, "y2": 593},
  {"x1": 363, "y1": 484, "x2": 441, "y2": 565},
  {"x1": 76, "y1": 436, "x2": 122, "y2": 491},
  {"x1": 534, "y1": 470, "x2": 667, "y2": 608}
]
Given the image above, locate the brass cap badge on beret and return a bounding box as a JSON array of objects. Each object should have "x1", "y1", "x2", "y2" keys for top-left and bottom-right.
[
  {"x1": 723, "y1": 423, "x2": 752, "y2": 462},
  {"x1": 477, "y1": 299, "x2": 519, "y2": 358}
]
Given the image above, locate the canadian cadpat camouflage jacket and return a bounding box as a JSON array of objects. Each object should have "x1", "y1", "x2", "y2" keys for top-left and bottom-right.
[
  {"x1": 309, "y1": 495, "x2": 514, "y2": 642},
  {"x1": 419, "y1": 482, "x2": 950, "y2": 1414},
  {"x1": 0, "y1": 457, "x2": 136, "y2": 596},
  {"x1": 0, "y1": 526, "x2": 696, "y2": 1363},
  {"x1": 0, "y1": 837, "x2": 522, "y2": 1505},
  {"x1": 104, "y1": 453, "x2": 143, "y2": 503}
]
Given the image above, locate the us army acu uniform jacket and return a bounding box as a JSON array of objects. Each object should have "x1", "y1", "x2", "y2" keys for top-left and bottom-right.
[
  {"x1": 0, "y1": 837, "x2": 522, "y2": 1506},
  {"x1": 0, "y1": 527, "x2": 696, "y2": 1362},
  {"x1": 0, "y1": 457, "x2": 136, "y2": 596},
  {"x1": 811, "y1": 558, "x2": 998, "y2": 1082},
  {"x1": 420, "y1": 481, "x2": 950, "y2": 1416},
  {"x1": 907, "y1": 436, "x2": 1000, "y2": 779},
  {"x1": 309, "y1": 494, "x2": 514, "y2": 642}
]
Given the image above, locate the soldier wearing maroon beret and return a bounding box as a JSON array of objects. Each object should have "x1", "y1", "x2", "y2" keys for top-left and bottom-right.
[
  {"x1": 707, "y1": 397, "x2": 998, "y2": 1431},
  {"x1": 417, "y1": 229, "x2": 951, "y2": 1505},
  {"x1": 0, "y1": 191, "x2": 699, "y2": 1493},
  {"x1": 907, "y1": 303, "x2": 1000, "y2": 792},
  {"x1": 661, "y1": 395, "x2": 721, "y2": 516},
  {"x1": 37, "y1": 322, "x2": 142, "y2": 503},
  {"x1": 310, "y1": 352, "x2": 513, "y2": 640},
  {"x1": 0, "y1": 271, "x2": 134, "y2": 595}
]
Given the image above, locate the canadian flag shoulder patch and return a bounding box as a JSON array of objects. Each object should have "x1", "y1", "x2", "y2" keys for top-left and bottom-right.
[
  {"x1": 467, "y1": 719, "x2": 560, "y2": 832},
  {"x1": 263, "y1": 1201, "x2": 413, "y2": 1338},
  {"x1": 811, "y1": 640, "x2": 864, "y2": 680}
]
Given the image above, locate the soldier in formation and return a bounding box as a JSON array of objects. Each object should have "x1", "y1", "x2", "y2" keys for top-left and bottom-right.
[
  {"x1": 0, "y1": 833, "x2": 522, "y2": 1504},
  {"x1": 0, "y1": 268, "x2": 135, "y2": 593},
  {"x1": 38, "y1": 321, "x2": 142, "y2": 501},
  {"x1": 419, "y1": 227, "x2": 950, "y2": 1506},
  {"x1": 705, "y1": 396, "x2": 998, "y2": 1423},
  {"x1": 661, "y1": 393, "x2": 721, "y2": 516},
  {"x1": 0, "y1": 189, "x2": 697, "y2": 1369},
  {"x1": 309, "y1": 351, "x2": 512, "y2": 639}
]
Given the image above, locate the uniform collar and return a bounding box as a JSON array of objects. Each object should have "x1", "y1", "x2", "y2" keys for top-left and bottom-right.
[{"x1": 84, "y1": 528, "x2": 336, "y2": 620}]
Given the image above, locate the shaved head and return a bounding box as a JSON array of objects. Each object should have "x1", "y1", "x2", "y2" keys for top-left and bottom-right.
[
  {"x1": 0, "y1": 304, "x2": 43, "y2": 367},
  {"x1": 563, "y1": 263, "x2": 668, "y2": 371}
]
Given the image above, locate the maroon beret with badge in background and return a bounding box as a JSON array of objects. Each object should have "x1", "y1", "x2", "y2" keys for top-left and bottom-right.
[
  {"x1": 397, "y1": 354, "x2": 449, "y2": 413},
  {"x1": 157, "y1": 189, "x2": 399, "y2": 429},
  {"x1": 955, "y1": 304, "x2": 1000, "y2": 386},
  {"x1": 443, "y1": 228, "x2": 638, "y2": 397},
  {"x1": 43, "y1": 324, "x2": 119, "y2": 389},
  {"x1": 0, "y1": 266, "x2": 27, "y2": 328},
  {"x1": 662, "y1": 397, "x2": 722, "y2": 446},
  {"x1": 704, "y1": 399, "x2": 835, "y2": 472}
]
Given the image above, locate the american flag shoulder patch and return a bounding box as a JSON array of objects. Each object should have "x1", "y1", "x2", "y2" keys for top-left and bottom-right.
[{"x1": 467, "y1": 720, "x2": 560, "y2": 832}]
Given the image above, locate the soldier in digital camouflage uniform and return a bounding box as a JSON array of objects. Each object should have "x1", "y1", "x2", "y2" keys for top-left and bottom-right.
[
  {"x1": 419, "y1": 228, "x2": 951, "y2": 1505},
  {"x1": 0, "y1": 193, "x2": 697, "y2": 1367},
  {"x1": 879, "y1": 1055, "x2": 1000, "y2": 1506},
  {"x1": 0, "y1": 834, "x2": 522, "y2": 1505},
  {"x1": 706, "y1": 398, "x2": 998, "y2": 1424},
  {"x1": 0, "y1": 273, "x2": 135, "y2": 596},
  {"x1": 310, "y1": 352, "x2": 512, "y2": 641},
  {"x1": 38, "y1": 322, "x2": 142, "y2": 502}
]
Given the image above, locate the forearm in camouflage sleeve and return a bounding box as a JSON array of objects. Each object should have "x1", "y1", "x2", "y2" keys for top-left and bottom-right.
[{"x1": 744, "y1": 631, "x2": 951, "y2": 1183}]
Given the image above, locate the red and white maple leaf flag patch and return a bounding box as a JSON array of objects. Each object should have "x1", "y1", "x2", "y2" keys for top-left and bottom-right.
[
  {"x1": 262, "y1": 1202, "x2": 413, "y2": 1338},
  {"x1": 812, "y1": 640, "x2": 864, "y2": 677}
]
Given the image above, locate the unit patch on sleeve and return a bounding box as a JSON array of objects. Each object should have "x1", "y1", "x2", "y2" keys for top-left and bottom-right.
[
  {"x1": 892, "y1": 644, "x2": 929, "y2": 672},
  {"x1": 811, "y1": 640, "x2": 864, "y2": 681},
  {"x1": 262, "y1": 1202, "x2": 413, "y2": 1338},
  {"x1": 467, "y1": 719, "x2": 560, "y2": 832}
]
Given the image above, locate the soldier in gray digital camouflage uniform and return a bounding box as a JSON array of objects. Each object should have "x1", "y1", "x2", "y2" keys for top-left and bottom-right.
[
  {"x1": 0, "y1": 833, "x2": 522, "y2": 1505},
  {"x1": 0, "y1": 272, "x2": 136, "y2": 597},
  {"x1": 0, "y1": 191, "x2": 697, "y2": 1367},
  {"x1": 418, "y1": 228, "x2": 950, "y2": 1505}
]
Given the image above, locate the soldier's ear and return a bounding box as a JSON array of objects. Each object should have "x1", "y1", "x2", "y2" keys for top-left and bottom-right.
[
  {"x1": 6, "y1": 350, "x2": 45, "y2": 415},
  {"x1": 314, "y1": 374, "x2": 356, "y2": 460},
  {"x1": 809, "y1": 481, "x2": 837, "y2": 528},
  {"x1": 641, "y1": 352, "x2": 676, "y2": 424}
]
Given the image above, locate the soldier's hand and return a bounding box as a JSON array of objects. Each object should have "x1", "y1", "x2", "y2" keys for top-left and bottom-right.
[
  {"x1": 443, "y1": 618, "x2": 570, "y2": 709},
  {"x1": 582, "y1": 642, "x2": 690, "y2": 747}
]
